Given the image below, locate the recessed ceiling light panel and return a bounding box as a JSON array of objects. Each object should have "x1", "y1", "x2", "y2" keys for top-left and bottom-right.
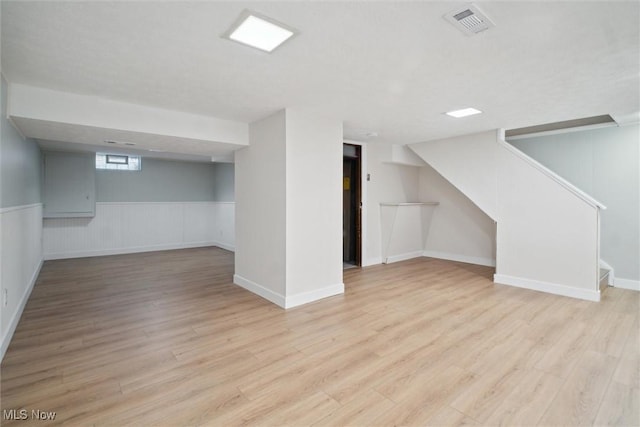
[
  {"x1": 445, "y1": 107, "x2": 483, "y2": 118},
  {"x1": 223, "y1": 10, "x2": 297, "y2": 52}
]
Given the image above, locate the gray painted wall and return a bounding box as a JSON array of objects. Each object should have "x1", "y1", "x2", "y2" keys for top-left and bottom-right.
[
  {"x1": 213, "y1": 163, "x2": 235, "y2": 202},
  {"x1": 1, "y1": 76, "x2": 42, "y2": 208},
  {"x1": 510, "y1": 124, "x2": 640, "y2": 281},
  {"x1": 96, "y1": 158, "x2": 221, "y2": 202}
]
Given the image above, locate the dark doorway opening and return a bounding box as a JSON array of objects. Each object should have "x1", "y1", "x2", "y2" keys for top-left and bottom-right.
[{"x1": 343, "y1": 144, "x2": 361, "y2": 269}]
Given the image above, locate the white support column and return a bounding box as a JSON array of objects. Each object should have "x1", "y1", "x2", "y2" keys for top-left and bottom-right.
[{"x1": 234, "y1": 109, "x2": 343, "y2": 308}]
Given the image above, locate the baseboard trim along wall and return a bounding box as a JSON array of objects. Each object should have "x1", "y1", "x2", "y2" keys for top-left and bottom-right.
[
  {"x1": 233, "y1": 275, "x2": 345, "y2": 309},
  {"x1": 494, "y1": 273, "x2": 601, "y2": 302},
  {"x1": 233, "y1": 274, "x2": 286, "y2": 308},
  {"x1": 44, "y1": 242, "x2": 229, "y2": 261},
  {"x1": 214, "y1": 242, "x2": 235, "y2": 253},
  {"x1": 1, "y1": 260, "x2": 42, "y2": 361},
  {"x1": 285, "y1": 283, "x2": 345, "y2": 309},
  {"x1": 364, "y1": 257, "x2": 383, "y2": 267},
  {"x1": 384, "y1": 251, "x2": 424, "y2": 264},
  {"x1": 613, "y1": 278, "x2": 640, "y2": 291},
  {"x1": 422, "y1": 250, "x2": 496, "y2": 267},
  {"x1": 371, "y1": 251, "x2": 496, "y2": 267}
]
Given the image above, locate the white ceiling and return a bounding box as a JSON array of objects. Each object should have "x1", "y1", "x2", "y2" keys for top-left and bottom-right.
[{"x1": 2, "y1": 1, "x2": 639, "y2": 158}]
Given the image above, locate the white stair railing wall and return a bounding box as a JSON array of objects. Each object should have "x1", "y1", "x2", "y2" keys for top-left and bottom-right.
[{"x1": 409, "y1": 129, "x2": 606, "y2": 301}]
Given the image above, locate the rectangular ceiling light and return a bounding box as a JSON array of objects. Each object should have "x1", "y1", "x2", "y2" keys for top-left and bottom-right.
[
  {"x1": 445, "y1": 107, "x2": 483, "y2": 118},
  {"x1": 223, "y1": 10, "x2": 296, "y2": 52}
]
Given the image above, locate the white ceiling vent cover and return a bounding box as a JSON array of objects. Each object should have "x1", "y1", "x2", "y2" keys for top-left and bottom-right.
[{"x1": 444, "y1": 4, "x2": 495, "y2": 36}]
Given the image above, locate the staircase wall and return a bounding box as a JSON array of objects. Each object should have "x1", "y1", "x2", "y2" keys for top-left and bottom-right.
[
  {"x1": 495, "y1": 141, "x2": 600, "y2": 300},
  {"x1": 510, "y1": 124, "x2": 640, "y2": 289},
  {"x1": 410, "y1": 130, "x2": 498, "y2": 220},
  {"x1": 409, "y1": 130, "x2": 604, "y2": 301}
]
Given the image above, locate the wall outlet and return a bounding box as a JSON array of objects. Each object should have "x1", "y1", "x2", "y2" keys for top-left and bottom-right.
[{"x1": 3, "y1": 289, "x2": 7, "y2": 307}]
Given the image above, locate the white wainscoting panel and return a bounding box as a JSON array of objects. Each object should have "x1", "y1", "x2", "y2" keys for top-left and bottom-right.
[
  {"x1": 1, "y1": 203, "x2": 43, "y2": 361},
  {"x1": 184, "y1": 203, "x2": 217, "y2": 244},
  {"x1": 44, "y1": 202, "x2": 235, "y2": 259},
  {"x1": 214, "y1": 202, "x2": 235, "y2": 252},
  {"x1": 121, "y1": 203, "x2": 185, "y2": 249}
]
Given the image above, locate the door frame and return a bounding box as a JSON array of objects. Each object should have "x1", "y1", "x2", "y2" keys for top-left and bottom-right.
[{"x1": 343, "y1": 140, "x2": 367, "y2": 267}]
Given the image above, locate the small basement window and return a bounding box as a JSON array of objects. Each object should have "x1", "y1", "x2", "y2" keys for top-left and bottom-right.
[{"x1": 96, "y1": 153, "x2": 141, "y2": 171}]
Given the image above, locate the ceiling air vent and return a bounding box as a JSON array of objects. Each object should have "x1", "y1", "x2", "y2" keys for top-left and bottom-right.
[{"x1": 444, "y1": 4, "x2": 495, "y2": 36}]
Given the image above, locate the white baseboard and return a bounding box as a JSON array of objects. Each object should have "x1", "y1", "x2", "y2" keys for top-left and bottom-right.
[
  {"x1": 1, "y1": 259, "x2": 43, "y2": 362},
  {"x1": 233, "y1": 275, "x2": 344, "y2": 309},
  {"x1": 213, "y1": 241, "x2": 235, "y2": 252},
  {"x1": 285, "y1": 283, "x2": 344, "y2": 309},
  {"x1": 384, "y1": 251, "x2": 424, "y2": 264},
  {"x1": 494, "y1": 273, "x2": 600, "y2": 302},
  {"x1": 233, "y1": 274, "x2": 286, "y2": 308},
  {"x1": 423, "y1": 250, "x2": 496, "y2": 267},
  {"x1": 613, "y1": 277, "x2": 640, "y2": 291},
  {"x1": 44, "y1": 241, "x2": 220, "y2": 260},
  {"x1": 364, "y1": 257, "x2": 383, "y2": 267}
]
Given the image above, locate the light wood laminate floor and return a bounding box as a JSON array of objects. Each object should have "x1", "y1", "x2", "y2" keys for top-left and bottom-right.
[{"x1": 1, "y1": 247, "x2": 638, "y2": 426}]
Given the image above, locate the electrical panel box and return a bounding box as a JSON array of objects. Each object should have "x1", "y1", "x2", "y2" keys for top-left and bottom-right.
[{"x1": 43, "y1": 151, "x2": 96, "y2": 218}]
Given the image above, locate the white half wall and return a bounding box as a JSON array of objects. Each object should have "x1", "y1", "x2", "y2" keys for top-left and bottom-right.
[
  {"x1": 380, "y1": 204, "x2": 436, "y2": 264},
  {"x1": 495, "y1": 141, "x2": 600, "y2": 297},
  {"x1": 43, "y1": 202, "x2": 234, "y2": 259},
  {"x1": 509, "y1": 124, "x2": 640, "y2": 283},
  {"x1": 0, "y1": 204, "x2": 43, "y2": 360}
]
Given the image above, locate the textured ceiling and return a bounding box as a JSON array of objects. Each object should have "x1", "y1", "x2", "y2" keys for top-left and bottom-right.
[{"x1": 2, "y1": 1, "x2": 639, "y2": 150}]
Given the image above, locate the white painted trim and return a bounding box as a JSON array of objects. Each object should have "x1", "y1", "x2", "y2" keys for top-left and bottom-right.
[
  {"x1": 1, "y1": 259, "x2": 43, "y2": 362},
  {"x1": 44, "y1": 241, "x2": 220, "y2": 260},
  {"x1": 213, "y1": 241, "x2": 235, "y2": 252},
  {"x1": 493, "y1": 274, "x2": 600, "y2": 302},
  {"x1": 233, "y1": 274, "x2": 286, "y2": 308},
  {"x1": 364, "y1": 257, "x2": 383, "y2": 267},
  {"x1": 384, "y1": 250, "x2": 424, "y2": 264},
  {"x1": 423, "y1": 250, "x2": 496, "y2": 267},
  {"x1": 285, "y1": 283, "x2": 345, "y2": 309},
  {"x1": 0, "y1": 202, "x2": 43, "y2": 214},
  {"x1": 498, "y1": 139, "x2": 606, "y2": 210},
  {"x1": 95, "y1": 201, "x2": 234, "y2": 206},
  {"x1": 613, "y1": 278, "x2": 640, "y2": 291},
  {"x1": 380, "y1": 202, "x2": 439, "y2": 206}
]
